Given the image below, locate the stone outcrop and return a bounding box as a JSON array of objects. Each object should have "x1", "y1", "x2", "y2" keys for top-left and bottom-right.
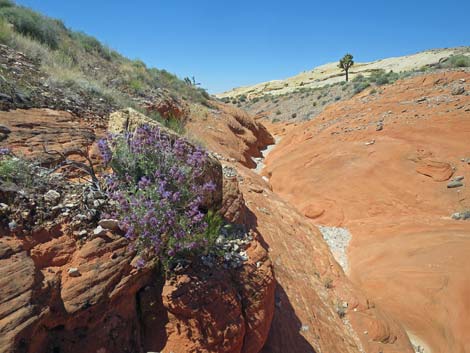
[
  {"x1": 139, "y1": 234, "x2": 275, "y2": 353},
  {"x1": 0, "y1": 106, "x2": 275, "y2": 353},
  {"x1": 262, "y1": 71, "x2": 470, "y2": 353},
  {"x1": 145, "y1": 91, "x2": 190, "y2": 123},
  {"x1": 0, "y1": 108, "x2": 96, "y2": 164},
  {"x1": 186, "y1": 102, "x2": 275, "y2": 168},
  {"x1": 235, "y1": 167, "x2": 414, "y2": 353},
  {"x1": 185, "y1": 101, "x2": 417, "y2": 352},
  {"x1": 220, "y1": 168, "x2": 247, "y2": 224},
  {"x1": 0, "y1": 223, "x2": 275, "y2": 353}
]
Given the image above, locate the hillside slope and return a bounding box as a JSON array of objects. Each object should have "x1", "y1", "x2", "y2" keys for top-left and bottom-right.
[
  {"x1": 217, "y1": 48, "x2": 470, "y2": 123},
  {"x1": 263, "y1": 70, "x2": 470, "y2": 353},
  {"x1": 0, "y1": 0, "x2": 210, "y2": 124},
  {"x1": 218, "y1": 47, "x2": 470, "y2": 99}
]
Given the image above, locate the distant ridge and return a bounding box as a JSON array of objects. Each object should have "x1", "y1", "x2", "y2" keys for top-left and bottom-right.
[{"x1": 217, "y1": 47, "x2": 470, "y2": 99}]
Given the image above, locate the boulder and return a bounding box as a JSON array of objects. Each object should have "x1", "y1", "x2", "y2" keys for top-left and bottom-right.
[
  {"x1": 220, "y1": 170, "x2": 247, "y2": 224},
  {"x1": 145, "y1": 92, "x2": 189, "y2": 123},
  {"x1": 303, "y1": 204, "x2": 326, "y2": 219}
]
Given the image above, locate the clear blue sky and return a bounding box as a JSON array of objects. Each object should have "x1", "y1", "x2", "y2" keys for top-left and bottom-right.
[{"x1": 15, "y1": 0, "x2": 470, "y2": 93}]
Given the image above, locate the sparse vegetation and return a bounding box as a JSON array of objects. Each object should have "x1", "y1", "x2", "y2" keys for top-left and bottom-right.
[
  {"x1": 0, "y1": 1, "x2": 210, "y2": 112},
  {"x1": 0, "y1": 150, "x2": 34, "y2": 187},
  {"x1": 145, "y1": 110, "x2": 185, "y2": 135},
  {"x1": 369, "y1": 69, "x2": 399, "y2": 85},
  {"x1": 444, "y1": 54, "x2": 470, "y2": 68}
]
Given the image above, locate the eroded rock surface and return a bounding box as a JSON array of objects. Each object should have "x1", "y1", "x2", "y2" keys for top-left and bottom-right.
[
  {"x1": 263, "y1": 70, "x2": 470, "y2": 353},
  {"x1": 0, "y1": 108, "x2": 96, "y2": 164},
  {"x1": 0, "y1": 109, "x2": 275, "y2": 353}
]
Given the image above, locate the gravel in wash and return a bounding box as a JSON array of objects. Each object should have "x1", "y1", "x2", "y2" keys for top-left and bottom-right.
[{"x1": 317, "y1": 225, "x2": 351, "y2": 273}]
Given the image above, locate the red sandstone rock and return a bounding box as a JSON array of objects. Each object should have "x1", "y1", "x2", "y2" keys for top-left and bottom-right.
[
  {"x1": 0, "y1": 108, "x2": 96, "y2": 164},
  {"x1": 220, "y1": 169, "x2": 247, "y2": 224},
  {"x1": 186, "y1": 102, "x2": 275, "y2": 168},
  {"x1": 0, "y1": 103, "x2": 275, "y2": 353},
  {"x1": 415, "y1": 159, "x2": 454, "y2": 181},
  {"x1": 263, "y1": 71, "x2": 470, "y2": 353}
]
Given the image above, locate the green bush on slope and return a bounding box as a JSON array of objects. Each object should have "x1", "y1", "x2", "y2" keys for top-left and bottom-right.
[{"x1": 0, "y1": 1, "x2": 210, "y2": 109}]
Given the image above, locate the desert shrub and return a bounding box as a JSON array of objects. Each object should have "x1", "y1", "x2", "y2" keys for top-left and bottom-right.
[
  {"x1": 0, "y1": 149, "x2": 34, "y2": 187},
  {"x1": 145, "y1": 110, "x2": 185, "y2": 135},
  {"x1": 353, "y1": 81, "x2": 370, "y2": 94},
  {"x1": 276, "y1": 110, "x2": 281, "y2": 115},
  {"x1": 132, "y1": 59, "x2": 147, "y2": 69},
  {"x1": 0, "y1": 16, "x2": 12, "y2": 44},
  {"x1": 72, "y1": 31, "x2": 112, "y2": 60},
  {"x1": 291, "y1": 113, "x2": 297, "y2": 118},
  {"x1": 272, "y1": 118, "x2": 280, "y2": 123},
  {"x1": 335, "y1": 96, "x2": 341, "y2": 101},
  {"x1": 129, "y1": 78, "x2": 144, "y2": 94},
  {"x1": 352, "y1": 74, "x2": 364, "y2": 82},
  {"x1": 351, "y1": 74, "x2": 371, "y2": 94},
  {"x1": 0, "y1": 6, "x2": 62, "y2": 49},
  {"x1": 369, "y1": 70, "x2": 399, "y2": 86},
  {"x1": 98, "y1": 125, "x2": 220, "y2": 269},
  {"x1": 0, "y1": 0, "x2": 14, "y2": 8},
  {"x1": 446, "y1": 54, "x2": 470, "y2": 68}
]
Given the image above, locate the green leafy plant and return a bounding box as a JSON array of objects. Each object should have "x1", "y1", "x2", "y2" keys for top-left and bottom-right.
[
  {"x1": 0, "y1": 5, "x2": 62, "y2": 48},
  {"x1": 0, "y1": 153, "x2": 34, "y2": 187}
]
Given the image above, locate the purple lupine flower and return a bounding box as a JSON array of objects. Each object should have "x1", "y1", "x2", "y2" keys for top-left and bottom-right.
[
  {"x1": 135, "y1": 258, "x2": 145, "y2": 268},
  {"x1": 99, "y1": 123, "x2": 217, "y2": 266},
  {"x1": 203, "y1": 181, "x2": 217, "y2": 192},
  {"x1": 97, "y1": 138, "x2": 112, "y2": 165}
]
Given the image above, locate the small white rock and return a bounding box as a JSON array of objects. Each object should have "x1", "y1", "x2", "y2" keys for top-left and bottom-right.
[
  {"x1": 44, "y1": 190, "x2": 61, "y2": 204},
  {"x1": 93, "y1": 225, "x2": 106, "y2": 236},
  {"x1": 68, "y1": 268, "x2": 80, "y2": 277}
]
